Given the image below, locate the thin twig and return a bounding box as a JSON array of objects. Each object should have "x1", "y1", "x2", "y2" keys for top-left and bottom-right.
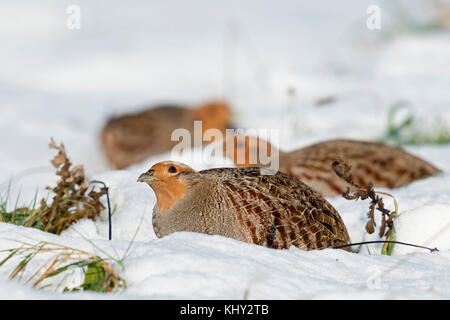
[
  {"x1": 90, "y1": 180, "x2": 112, "y2": 240},
  {"x1": 333, "y1": 240, "x2": 438, "y2": 253}
]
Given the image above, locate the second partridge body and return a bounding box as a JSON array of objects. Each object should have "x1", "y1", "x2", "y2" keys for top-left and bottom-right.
[
  {"x1": 101, "y1": 101, "x2": 232, "y2": 169},
  {"x1": 223, "y1": 136, "x2": 441, "y2": 197},
  {"x1": 138, "y1": 161, "x2": 351, "y2": 251}
]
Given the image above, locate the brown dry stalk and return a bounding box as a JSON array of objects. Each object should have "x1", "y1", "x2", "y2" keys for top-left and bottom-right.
[
  {"x1": 18, "y1": 138, "x2": 106, "y2": 234},
  {"x1": 332, "y1": 159, "x2": 398, "y2": 239},
  {"x1": 32, "y1": 255, "x2": 67, "y2": 287}
]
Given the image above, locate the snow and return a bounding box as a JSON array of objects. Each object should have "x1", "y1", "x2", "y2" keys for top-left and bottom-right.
[{"x1": 1, "y1": 0, "x2": 450, "y2": 299}]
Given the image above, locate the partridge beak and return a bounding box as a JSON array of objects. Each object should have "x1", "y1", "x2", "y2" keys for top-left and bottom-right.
[{"x1": 137, "y1": 170, "x2": 160, "y2": 183}]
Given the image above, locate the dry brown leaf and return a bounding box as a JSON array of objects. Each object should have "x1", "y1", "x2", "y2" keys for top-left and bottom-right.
[
  {"x1": 51, "y1": 153, "x2": 66, "y2": 168},
  {"x1": 48, "y1": 137, "x2": 57, "y2": 149}
]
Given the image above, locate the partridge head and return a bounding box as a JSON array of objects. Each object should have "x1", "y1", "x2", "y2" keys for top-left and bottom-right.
[
  {"x1": 222, "y1": 135, "x2": 278, "y2": 168},
  {"x1": 191, "y1": 100, "x2": 232, "y2": 135},
  {"x1": 137, "y1": 161, "x2": 195, "y2": 214}
]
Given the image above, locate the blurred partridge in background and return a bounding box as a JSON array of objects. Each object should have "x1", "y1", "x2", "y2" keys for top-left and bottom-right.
[
  {"x1": 101, "y1": 100, "x2": 232, "y2": 169},
  {"x1": 138, "y1": 161, "x2": 351, "y2": 251},
  {"x1": 223, "y1": 136, "x2": 442, "y2": 197}
]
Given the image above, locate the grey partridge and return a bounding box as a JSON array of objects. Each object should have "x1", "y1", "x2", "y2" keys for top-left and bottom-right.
[
  {"x1": 222, "y1": 136, "x2": 441, "y2": 197},
  {"x1": 138, "y1": 161, "x2": 351, "y2": 251},
  {"x1": 101, "y1": 100, "x2": 232, "y2": 169}
]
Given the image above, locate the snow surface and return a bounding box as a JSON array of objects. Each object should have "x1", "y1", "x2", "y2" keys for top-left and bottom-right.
[{"x1": 1, "y1": 0, "x2": 450, "y2": 299}]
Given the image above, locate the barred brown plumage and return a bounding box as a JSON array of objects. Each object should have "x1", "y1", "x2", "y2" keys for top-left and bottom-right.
[
  {"x1": 101, "y1": 101, "x2": 232, "y2": 169},
  {"x1": 138, "y1": 161, "x2": 351, "y2": 251},
  {"x1": 223, "y1": 136, "x2": 441, "y2": 197}
]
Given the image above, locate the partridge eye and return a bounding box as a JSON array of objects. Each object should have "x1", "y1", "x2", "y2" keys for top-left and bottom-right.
[{"x1": 168, "y1": 166, "x2": 177, "y2": 174}]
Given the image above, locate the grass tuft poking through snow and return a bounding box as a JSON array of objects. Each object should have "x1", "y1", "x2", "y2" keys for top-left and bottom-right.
[{"x1": 0, "y1": 239, "x2": 126, "y2": 293}]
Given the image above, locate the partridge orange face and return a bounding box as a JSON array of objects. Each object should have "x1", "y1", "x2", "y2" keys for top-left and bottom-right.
[
  {"x1": 192, "y1": 101, "x2": 232, "y2": 133},
  {"x1": 223, "y1": 135, "x2": 276, "y2": 168},
  {"x1": 138, "y1": 161, "x2": 196, "y2": 213}
]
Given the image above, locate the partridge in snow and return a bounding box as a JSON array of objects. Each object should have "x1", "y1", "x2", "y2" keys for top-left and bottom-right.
[
  {"x1": 222, "y1": 136, "x2": 441, "y2": 197},
  {"x1": 138, "y1": 161, "x2": 351, "y2": 251},
  {"x1": 101, "y1": 100, "x2": 232, "y2": 169}
]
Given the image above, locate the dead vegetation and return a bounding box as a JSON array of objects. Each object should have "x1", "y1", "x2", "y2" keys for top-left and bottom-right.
[
  {"x1": 1, "y1": 138, "x2": 106, "y2": 234},
  {"x1": 332, "y1": 158, "x2": 399, "y2": 254},
  {"x1": 0, "y1": 139, "x2": 125, "y2": 293},
  {"x1": 332, "y1": 158, "x2": 439, "y2": 254},
  {"x1": 0, "y1": 240, "x2": 125, "y2": 292}
]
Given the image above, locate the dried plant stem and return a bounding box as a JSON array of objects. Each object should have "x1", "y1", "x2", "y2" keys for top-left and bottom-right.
[
  {"x1": 1, "y1": 138, "x2": 108, "y2": 235},
  {"x1": 331, "y1": 159, "x2": 427, "y2": 255},
  {"x1": 1, "y1": 240, "x2": 125, "y2": 292}
]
